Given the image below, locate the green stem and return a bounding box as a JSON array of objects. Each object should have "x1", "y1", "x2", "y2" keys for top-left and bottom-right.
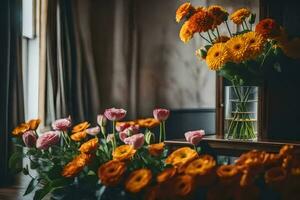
[
  {"x1": 225, "y1": 21, "x2": 232, "y2": 37},
  {"x1": 198, "y1": 33, "x2": 211, "y2": 44},
  {"x1": 163, "y1": 121, "x2": 166, "y2": 141},
  {"x1": 216, "y1": 27, "x2": 221, "y2": 38},
  {"x1": 101, "y1": 126, "x2": 107, "y2": 140},
  {"x1": 207, "y1": 31, "x2": 213, "y2": 43},
  {"x1": 210, "y1": 29, "x2": 217, "y2": 40},
  {"x1": 159, "y1": 122, "x2": 163, "y2": 143},
  {"x1": 243, "y1": 20, "x2": 250, "y2": 30},
  {"x1": 112, "y1": 121, "x2": 116, "y2": 150}
]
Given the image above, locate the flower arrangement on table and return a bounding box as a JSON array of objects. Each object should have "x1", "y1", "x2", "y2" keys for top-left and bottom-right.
[
  {"x1": 176, "y1": 2, "x2": 300, "y2": 140},
  {"x1": 10, "y1": 107, "x2": 300, "y2": 200}
]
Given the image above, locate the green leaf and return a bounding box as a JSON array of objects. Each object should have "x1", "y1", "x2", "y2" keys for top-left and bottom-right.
[
  {"x1": 23, "y1": 177, "x2": 38, "y2": 196},
  {"x1": 33, "y1": 184, "x2": 52, "y2": 200},
  {"x1": 33, "y1": 179, "x2": 72, "y2": 200},
  {"x1": 9, "y1": 151, "x2": 23, "y2": 173},
  {"x1": 22, "y1": 165, "x2": 29, "y2": 175}
]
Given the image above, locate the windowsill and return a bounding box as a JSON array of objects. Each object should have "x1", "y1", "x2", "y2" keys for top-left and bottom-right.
[{"x1": 165, "y1": 135, "x2": 300, "y2": 156}]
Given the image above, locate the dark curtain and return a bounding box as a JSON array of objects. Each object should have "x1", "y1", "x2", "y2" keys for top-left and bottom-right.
[{"x1": 0, "y1": 0, "x2": 24, "y2": 186}]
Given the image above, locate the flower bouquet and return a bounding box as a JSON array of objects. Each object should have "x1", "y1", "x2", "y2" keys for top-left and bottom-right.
[
  {"x1": 9, "y1": 108, "x2": 300, "y2": 199},
  {"x1": 175, "y1": 2, "x2": 300, "y2": 140}
]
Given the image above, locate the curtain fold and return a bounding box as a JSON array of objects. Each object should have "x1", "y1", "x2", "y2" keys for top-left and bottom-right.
[{"x1": 0, "y1": 0, "x2": 24, "y2": 185}]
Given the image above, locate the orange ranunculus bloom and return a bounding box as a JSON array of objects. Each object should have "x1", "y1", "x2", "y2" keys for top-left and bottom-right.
[
  {"x1": 230, "y1": 8, "x2": 251, "y2": 25},
  {"x1": 98, "y1": 160, "x2": 126, "y2": 187},
  {"x1": 207, "y1": 5, "x2": 228, "y2": 27},
  {"x1": 112, "y1": 145, "x2": 136, "y2": 161},
  {"x1": 72, "y1": 121, "x2": 90, "y2": 133},
  {"x1": 12, "y1": 123, "x2": 30, "y2": 136},
  {"x1": 216, "y1": 165, "x2": 241, "y2": 185},
  {"x1": 71, "y1": 131, "x2": 87, "y2": 142},
  {"x1": 175, "y1": 2, "x2": 196, "y2": 23},
  {"x1": 165, "y1": 147, "x2": 198, "y2": 171},
  {"x1": 79, "y1": 138, "x2": 99, "y2": 153},
  {"x1": 187, "y1": 9, "x2": 214, "y2": 33},
  {"x1": 148, "y1": 142, "x2": 165, "y2": 157},
  {"x1": 255, "y1": 18, "x2": 280, "y2": 39},
  {"x1": 185, "y1": 155, "x2": 216, "y2": 176},
  {"x1": 156, "y1": 167, "x2": 176, "y2": 183},
  {"x1": 125, "y1": 168, "x2": 152, "y2": 193},
  {"x1": 137, "y1": 118, "x2": 160, "y2": 129},
  {"x1": 62, "y1": 153, "x2": 92, "y2": 177},
  {"x1": 168, "y1": 175, "x2": 194, "y2": 197},
  {"x1": 265, "y1": 167, "x2": 287, "y2": 186},
  {"x1": 179, "y1": 21, "x2": 194, "y2": 43},
  {"x1": 279, "y1": 145, "x2": 295, "y2": 158},
  {"x1": 27, "y1": 119, "x2": 41, "y2": 130}
]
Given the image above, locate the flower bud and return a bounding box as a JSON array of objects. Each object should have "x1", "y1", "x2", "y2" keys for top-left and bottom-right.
[
  {"x1": 22, "y1": 130, "x2": 37, "y2": 148},
  {"x1": 97, "y1": 114, "x2": 107, "y2": 127},
  {"x1": 145, "y1": 131, "x2": 155, "y2": 145}
]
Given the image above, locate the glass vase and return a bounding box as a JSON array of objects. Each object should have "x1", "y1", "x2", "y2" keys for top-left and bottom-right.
[{"x1": 224, "y1": 86, "x2": 259, "y2": 140}]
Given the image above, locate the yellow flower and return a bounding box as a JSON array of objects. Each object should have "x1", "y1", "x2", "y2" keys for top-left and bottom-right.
[
  {"x1": 175, "y1": 2, "x2": 196, "y2": 23},
  {"x1": 27, "y1": 119, "x2": 41, "y2": 130},
  {"x1": 165, "y1": 147, "x2": 198, "y2": 170},
  {"x1": 79, "y1": 138, "x2": 99, "y2": 153},
  {"x1": 112, "y1": 145, "x2": 136, "y2": 161},
  {"x1": 71, "y1": 131, "x2": 87, "y2": 142},
  {"x1": 216, "y1": 165, "x2": 241, "y2": 185},
  {"x1": 187, "y1": 9, "x2": 214, "y2": 33},
  {"x1": 12, "y1": 123, "x2": 30, "y2": 136},
  {"x1": 208, "y1": 5, "x2": 228, "y2": 26},
  {"x1": 156, "y1": 167, "x2": 176, "y2": 183},
  {"x1": 62, "y1": 153, "x2": 92, "y2": 178},
  {"x1": 225, "y1": 35, "x2": 250, "y2": 63},
  {"x1": 185, "y1": 155, "x2": 216, "y2": 176},
  {"x1": 179, "y1": 21, "x2": 194, "y2": 43},
  {"x1": 206, "y1": 43, "x2": 230, "y2": 70},
  {"x1": 242, "y1": 31, "x2": 266, "y2": 60},
  {"x1": 148, "y1": 142, "x2": 165, "y2": 157},
  {"x1": 230, "y1": 8, "x2": 251, "y2": 24},
  {"x1": 125, "y1": 168, "x2": 152, "y2": 193},
  {"x1": 72, "y1": 121, "x2": 90, "y2": 133},
  {"x1": 137, "y1": 118, "x2": 160, "y2": 129},
  {"x1": 98, "y1": 160, "x2": 126, "y2": 186}
]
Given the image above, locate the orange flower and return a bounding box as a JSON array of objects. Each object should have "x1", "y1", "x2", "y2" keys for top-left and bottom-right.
[
  {"x1": 112, "y1": 145, "x2": 136, "y2": 161},
  {"x1": 27, "y1": 119, "x2": 41, "y2": 130},
  {"x1": 279, "y1": 145, "x2": 295, "y2": 158},
  {"x1": 12, "y1": 123, "x2": 30, "y2": 136},
  {"x1": 72, "y1": 121, "x2": 90, "y2": 133},
  {"x1": 168, "y1": 175, "x2": 194, "y2": 197},
  {"x1": 208, "y1": 5, "x2": 228, "y2": 26},
  {"x1": 188, "y1": 9, "x2": 214, "y2": 33},
  {"x1": 185, "y1": 155, "x2": 216, "y2": 176},
  {"x1": 148, "y1": 142, "x2": 165, "y2": 157},
  {"x1": 165, "y1": 147, "x2": 198, "y2": 171},
  {"x1": 79, "y1": 138, "x2": 99, "y2": 153},
  {"x1": 255, "y1": 18, "x2": 280, "y2": 39},
  {"x1": 265, "y1": 167, "x2": 287, "y2": 189},
  {"x1": 71, "y1": 131, "x2": 87, "y2": 142},
  {"x1": 156, "y1": 167, "x2": 176, "y2": 183},
  {"x1": 137, "y1": 118, "x2": 160, "y2": 129},
  {"x1": 175, "y1": 2, "x2": 196, "y2": 23},
  {"x1": 62, "y1": 153, "x2": 92, "y2": 177},
  {"x1": 179, "y1": 21, "x2": 194, "y2": 43},
  {"x1": 98, "y1": 160, "x2": 126, "y2": 186},
  {"x1": 225, "y1": 35, "x2": 250, "y2": 63},
  {"x1": 216, "y1": 165, "x2": 241, "y2": 185},
  {"x1": 242, "y1": 31, "x2": 266, "y2": 60},
  {"x1": 125, "y1": 168, "x2": 152, "y2": 193},
  {"x1": 206, "y1": 42, "x2": 230, "y2": 70},
  {"x1": 230, "y1": 8, "x2": 251, "y2": 24}
]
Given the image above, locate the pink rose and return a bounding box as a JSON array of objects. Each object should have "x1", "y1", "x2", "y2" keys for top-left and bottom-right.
[
  {"x1": 22, "y1": 130, "x2": 37, "y2": 148},
  {"x1": 104, "y1": 108, "x2": 127, "y2": 121},
  {"x1": 184, "y1": 130, "x2": 205, "y2": 146},
  {"x1": 119, "y1": 125, "x2": 140, "y2": 142},
  {"x1": 116, "y1": 123, "x2": 131, "y2": 132},
  {"x1": 86, "y1": 126, "x2": 100, "y2": 136},
  {"x1": 97, "y1": 114, "x2": 107, "y2": 127},
  {"x1": 124, "y1": 133, "x2": 144, "y2": 149},
  {"x1": 36, "y1": 131, "x2": 60, "y2": 150},
  {"x1": 52, "y1": 116, "x2": 72, "y2": 131},
  {"x1": 153, "y1": 108, "x2": 170, "y2": 121}
]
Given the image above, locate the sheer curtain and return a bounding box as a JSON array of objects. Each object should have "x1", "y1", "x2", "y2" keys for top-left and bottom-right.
[{"x1": 0, "y1": 0, "x2": 24, "y2": 185}]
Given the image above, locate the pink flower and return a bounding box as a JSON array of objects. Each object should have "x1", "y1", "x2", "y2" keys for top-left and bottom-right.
[
  {"x1": 97, "y1": 114, "x2": 107, "y2": 127},
  {"x1": 36, "y1": 131, "x2": 60, "y2": 150},
  {"x1": 124, "y1": 133, "x2": 144, "y2": 149},
  {"x1": 119, "y1": 125, "x2": 140, "y2": 142},
  {"x1": 86, "y1": 126, "x2": 100, "y2": 136},
  {"x1": 116, "y1": 123, "x2": 131, "y2": 132},
  {"x1": 52, "y1": 116, "x2": 72, "y2": 131},
  {"x1": 104, "y1": 108, "x2": 127, "y2": 121},
  {"x1": 22, "y1": 130, "x2": 37, "y2": 148},
  {"x1": 184, "y1": 130, "x2": 205, "y2": 146},
  {"x1": 153, "y1": 108, "x2": 170, "y2": 121}
]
